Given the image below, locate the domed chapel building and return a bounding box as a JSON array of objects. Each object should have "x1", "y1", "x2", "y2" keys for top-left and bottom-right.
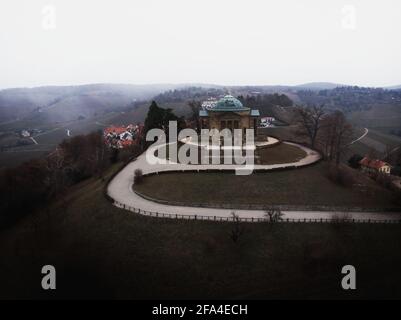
[{"x1": 199, "y1": 95, "x2": 260, "y2": 135}]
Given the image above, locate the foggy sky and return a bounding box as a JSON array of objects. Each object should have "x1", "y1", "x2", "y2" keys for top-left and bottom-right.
[{"x1": 1, "y1": 0, "x2": 401, "y2": 89}]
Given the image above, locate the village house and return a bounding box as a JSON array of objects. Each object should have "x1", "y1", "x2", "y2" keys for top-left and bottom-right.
[
  {"x1": 359, "y1": 157, "x2": 391, "y2": 175},
  {"x1": 104, "y1": 124, "x2": 143, "y2": 149},
  {"x1": 20, "y1": 130, "x2": 30, "y2": 137}
]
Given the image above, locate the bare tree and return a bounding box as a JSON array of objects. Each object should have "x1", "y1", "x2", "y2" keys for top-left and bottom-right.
[
  {"x1": 44, "y1": 147, "x2": 70, "y2": 198},
  {"x1": 320, "y1": 111, "x2": 353, "y2": 165},
  {"x1": 295, "y1": 104, "x2": 326, "y2": 148},
  {"x1": 264, "y1": 206, "x2": 284, "y2": 223},
  {"x1": 134, "y1": 169, "x2": 143, "y2": 184},
  {"x1": 331, "y1": 212, "x2": 351, "y2": 224},
  {"x1": 230, "y1": 212, "x2": 244, "y2": 243},
  {"x1": 188, "y1": 100, "x2": 201, "y2": 133}
]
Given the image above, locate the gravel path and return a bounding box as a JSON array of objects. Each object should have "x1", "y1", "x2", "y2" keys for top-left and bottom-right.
[{"x1": 107, "y1": 141, "x2": 401, "y2": 222}]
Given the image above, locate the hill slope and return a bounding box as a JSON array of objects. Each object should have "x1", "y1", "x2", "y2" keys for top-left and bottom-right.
[{"x1": 0, "y1": 163, "x2": 400, "y2": 299}]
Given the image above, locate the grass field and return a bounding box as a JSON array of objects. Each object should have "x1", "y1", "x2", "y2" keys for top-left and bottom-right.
[
  {"x1": 0, "y1": 111, "x2": 127, "y2": 168},
  {"x1": 347, "y1": 128, "x2": 401, "y2": 161},
  {"x1": 367, "y1": 129, "x2": 401, "y2": 149},
  {"x1": 257, "y1": 143, "x2": 306, "y2": 165},
  {"x1": 0, "y1": 149, "x2": 50, "y2": 168},
  {"x1": 155, "y1": 140, "x2": 307, "y2": 165},
  {"x1": 134, "y1": 162, "x2": 401, "y2": 209},
  {"x1": 1, "y1": 163, "x2": 401, "y2": 299},
  {"x1": 349, "y1": 104, "x2": 401, "y2": 132}
]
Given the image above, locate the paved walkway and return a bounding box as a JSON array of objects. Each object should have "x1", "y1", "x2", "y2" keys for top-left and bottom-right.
[
  {"x1": 350, "y1": 128, "x2": 369, "y2": 144},
  {"x1": 180, "y1": 135, "x2": 279, "y2": 150},
  {"x1": 107, "y1": 141, "x2": 401, "y2": 222}
]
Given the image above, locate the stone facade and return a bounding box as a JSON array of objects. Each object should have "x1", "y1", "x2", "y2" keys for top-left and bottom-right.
[{"x1": 199, "y1": 95, "x2": 260, "y2": 135}]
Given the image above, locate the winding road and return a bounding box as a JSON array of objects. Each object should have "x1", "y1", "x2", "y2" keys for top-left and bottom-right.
[{"x1": 107, "y1": 140, "x2": 401, "y2": 222}]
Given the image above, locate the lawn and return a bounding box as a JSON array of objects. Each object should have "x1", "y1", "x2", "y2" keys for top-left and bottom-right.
[
  {"x1": 155, "y1": 140, "x2": 307, "y2": 165},
  {"x1": 256, "y1": 143, "x2": 306, "y2": 165},
  {"x1": 0, "y1": 162, "x2": 401, "y2": 299},
  {"x1": 134, "y1": 162, "x2": 401, "y2": 210}
]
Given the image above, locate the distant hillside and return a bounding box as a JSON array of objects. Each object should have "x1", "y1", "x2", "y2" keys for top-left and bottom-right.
[
  {"x1": 295, "y1": 86, "x2": 401, "y2": 136},
  {"x1": 0, "y1": 84, "x2": 189, "y2": 168},
  {"x1": 386, "y1": 85, "x2": 401, "y2": 90},
  {"x1": 0, "y1": 83, "x2": 185, "y2": 126},
  {"x1": 294, "y1": 82, "x2": 348, "y2": 90}
]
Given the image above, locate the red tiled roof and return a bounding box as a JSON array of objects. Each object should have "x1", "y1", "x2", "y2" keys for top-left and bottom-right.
[
  {"x1": 104, "y1": 126, "x2": 127, "y2": 135},
  {"x1": 120, "y1": 140, "x2": 134, "y2": 147},
  {"x1": 359, "y1": 157, "x2": 390, "y2": 169}
]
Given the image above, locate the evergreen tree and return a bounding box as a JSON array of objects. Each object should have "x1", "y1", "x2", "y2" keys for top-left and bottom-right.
[{"x1": 144, "y1": 101, "x2": 186, "y2": 141}]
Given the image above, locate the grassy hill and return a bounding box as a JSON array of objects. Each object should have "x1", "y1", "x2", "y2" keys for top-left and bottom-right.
[
  {"x1": 0, "y1": 84, "x2": 197, "y2": 168},
  {"x1": 2, "y1": 83, "x2": 401, "y2": 169},
  {"x1": 1, "y1": 162, "x2": 400, "y2": 299},
  {"x1": 348, "y1": 104, "x2": 401, "y2": 134},
  {"x1": 0, "y1": 84, "x2": 181, "y2": 124},
  {"x1": 133, "y1": 162, "x2": 400, "y2": 210}
]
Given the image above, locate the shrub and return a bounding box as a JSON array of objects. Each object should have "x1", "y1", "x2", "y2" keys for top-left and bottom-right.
[
  {"x1": 331, "y1": 212, "x2": 351, "y2": 223},
  {"x1": 392, "y1": 166, "x2": 401, "y2": 177},
  {"x1": 376, "y1": 172, "x2": 393, "y2": 189},
  {"x1": 348, "y1": 154, "x2": 363, "y2": 169},
  {"x1": 134, "y1": 169, "x2": 143, "y2": 184},
  {"x1": 264, "y1": 206, "x2": 284, "y2": 223},
  {"x1": 230, "y1": 212, "x2": 244, "y2": 243},
  {"x1": 327, "y1": 163, "x2": 355, "y2": 187}
]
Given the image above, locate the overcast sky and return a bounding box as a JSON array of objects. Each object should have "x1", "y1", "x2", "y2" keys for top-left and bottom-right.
[{"x1": 0, "y1": 0, "x2": 400, "y2": 89}]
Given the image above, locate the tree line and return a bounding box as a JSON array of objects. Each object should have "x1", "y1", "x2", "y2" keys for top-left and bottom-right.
[
  {"x1": 295, "y1": 105, "x2": 353, "y2": 165},
  {"x1": 297, "y1": 86, "x2": 401, "y2": 113},
  {"x1": 0, "y1": 100, "x2": 186, "y2": 227},
  {"x1": 0, "y1": 131, "x2": 141, "y2": 227}
]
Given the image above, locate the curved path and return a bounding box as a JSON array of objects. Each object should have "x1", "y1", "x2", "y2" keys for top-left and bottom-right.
[
  {"x1": 107, "y1": 141, "x2": 401, "y2": 222},
  {"x1": 350, "y1": 128, "x2": 368, "y2": 144}
]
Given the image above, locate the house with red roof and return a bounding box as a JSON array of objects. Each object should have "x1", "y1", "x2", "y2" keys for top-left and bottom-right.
[
  {"x1": 104, "y1": 126, "x2": 127, "y2": 136},
  {"x1": 104, "y1": 124, "x2": 143, "y2": 149},
  {"x1": 359, "y1": 157, "x2": 391, "y2": 175}
]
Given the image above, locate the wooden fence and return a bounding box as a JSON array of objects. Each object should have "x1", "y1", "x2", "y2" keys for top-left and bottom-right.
[{"x1": 113, "y1": 200, "x2": 401, "y2": 224}]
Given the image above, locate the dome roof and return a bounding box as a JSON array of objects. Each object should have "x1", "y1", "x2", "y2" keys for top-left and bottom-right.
[{"x1": 212, "y1": 95, "x2": 250, "y2": 112}]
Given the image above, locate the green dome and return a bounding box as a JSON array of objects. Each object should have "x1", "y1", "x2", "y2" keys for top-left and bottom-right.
[{"x1": 212, "y1": 95, "x2": 250, "y2": 112}]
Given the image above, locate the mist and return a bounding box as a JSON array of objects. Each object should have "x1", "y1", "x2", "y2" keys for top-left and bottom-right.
[{"x1": 1, "y1": 0, "x2": 401, "y2": 89}]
